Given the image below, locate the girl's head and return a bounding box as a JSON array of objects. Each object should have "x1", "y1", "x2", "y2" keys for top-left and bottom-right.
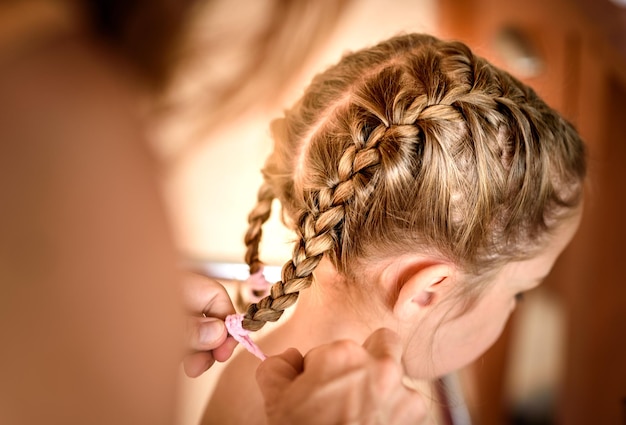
[{"x1": 243, "y1": 33, "x2": 586, "y2": 375}]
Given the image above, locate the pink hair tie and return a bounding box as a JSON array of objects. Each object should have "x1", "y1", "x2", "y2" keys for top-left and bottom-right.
[
  {"x1": 244, "y1": 267, "x2": 271, "y2": 303},
  {"x1": 225, "y1": 313, "x2": 267, "y2": 361}
]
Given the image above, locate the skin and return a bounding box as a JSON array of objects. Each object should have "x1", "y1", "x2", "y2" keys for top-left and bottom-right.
[{"x1": 205, "y1": 207, "x2": 582, "y2": 424}]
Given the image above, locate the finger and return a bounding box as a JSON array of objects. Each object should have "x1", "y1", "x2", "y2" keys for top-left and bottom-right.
[
  {"x1": 361, "y1": 329, "x2": 406, "y2": 397},
  {"x1": 212, "y1": 336, "x2": 238, "y2": 362},
  {"x1": 188, "y1": 317, "x2": 228, "y2": 351},
  {"x1": 303, "y1": 339, "x2": 367, "y2": 378},
  {"x1": 295, "y1": 366, "x2": 374, "y2": 424},
  {"x1": 361, "y1": 328, "x2": 403, "y2": 363},
  {"x1": 390, "y1": 388, "x2": 427, "y2": 424},
  {"x1": 183, "y1": 351, "x2": 215, "y2": 378},
  {"x1": 256, "y1": 348, "x2": 304, "y2": 403},
  {"x1": 181, "y1": 272, "x2": 236, "y2": 319}
]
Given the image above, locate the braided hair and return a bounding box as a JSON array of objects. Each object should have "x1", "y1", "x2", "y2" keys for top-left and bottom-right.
[{"x1": 241, "y1": 33, "x2": 586, "y2": 331}]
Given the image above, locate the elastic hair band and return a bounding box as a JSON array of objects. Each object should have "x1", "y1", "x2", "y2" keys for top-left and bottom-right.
[
  {"x1": 244, "y1": 267, "x2": 272, "y2": 303},
  {"x1": 225, "y1": 313, "x2": 267, "y2": 361}
]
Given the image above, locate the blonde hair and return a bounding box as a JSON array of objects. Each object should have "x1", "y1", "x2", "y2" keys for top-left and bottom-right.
[{"x1": 242, "y1": 33, "x2": 586, "y2": 331}]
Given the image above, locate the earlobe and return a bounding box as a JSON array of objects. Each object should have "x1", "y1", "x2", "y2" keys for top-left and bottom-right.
[{"x1": 390, "y1": 262, "x2": 454, "y2": 320}]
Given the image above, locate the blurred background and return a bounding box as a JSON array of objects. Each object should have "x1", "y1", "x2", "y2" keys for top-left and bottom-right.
[{"x1": 165, "y1": 0, "x2": 626, "y2": 424}]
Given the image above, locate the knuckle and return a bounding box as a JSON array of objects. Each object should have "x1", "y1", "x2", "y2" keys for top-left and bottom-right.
[
  {"x1": 376, "y1": 354, "x2": 399, "y2": 372},
  {"x1": 312, "y1": 339, "x2": 365, "y2": 364},
  {"x1": 331, "y1": 339, "x2": 362, "y2": 354},
  {"x1": 375, "y1": 355, "x2": 401, "y2": 381}
]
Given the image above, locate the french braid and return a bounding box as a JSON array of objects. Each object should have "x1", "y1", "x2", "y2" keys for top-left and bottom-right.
[
  {"x1": 244, "y1": 182, "x2": 275, "y2": 275},
  {"x1": 240, "y1": 33, "x2": 586, "y2": 332}
]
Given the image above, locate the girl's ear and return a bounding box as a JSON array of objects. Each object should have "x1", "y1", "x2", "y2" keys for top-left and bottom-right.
[{"x1": 390, "y1": 262, "x2": 456, "y2": 321}]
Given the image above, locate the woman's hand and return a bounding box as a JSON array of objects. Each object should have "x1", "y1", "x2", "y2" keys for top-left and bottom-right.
[
  {"x1": 256, "y1": 328, "x2": 427, "y2": 424},
  {"x1": 181, "y1": 272, "x2": 238, "y2": 377}
]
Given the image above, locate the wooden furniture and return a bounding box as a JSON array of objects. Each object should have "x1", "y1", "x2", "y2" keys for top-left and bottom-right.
[{"x1": 438, "y1": 0, "x2": 626, "y2": 424}]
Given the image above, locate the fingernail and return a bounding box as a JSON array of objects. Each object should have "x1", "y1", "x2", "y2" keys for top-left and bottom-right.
[{"x1": 199, "y1": 319, "x2": 225, "y2": 347}]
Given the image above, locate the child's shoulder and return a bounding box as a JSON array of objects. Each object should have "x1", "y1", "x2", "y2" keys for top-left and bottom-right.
[{"x1": 201, "y1": 349, "x2": 266, "y2": 425}]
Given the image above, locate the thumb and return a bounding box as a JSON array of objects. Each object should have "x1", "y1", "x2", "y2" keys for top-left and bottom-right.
[
  {"x1": 256, "y1": 348, "x2": 304, "y2": 403},
  {"x1": 361, "y1": 328, "x2": 403, "y2": 363}
]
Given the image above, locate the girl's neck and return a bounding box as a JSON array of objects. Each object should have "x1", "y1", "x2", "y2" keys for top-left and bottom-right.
[{"x1": 259, "y1": 278, "x2": 380, "y2": 356}]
